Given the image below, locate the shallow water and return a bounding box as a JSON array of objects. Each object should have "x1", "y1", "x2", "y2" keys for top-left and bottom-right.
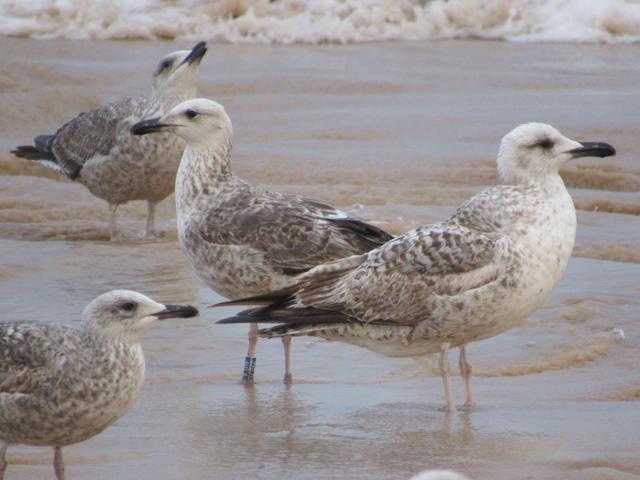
[{"x1": 0, "y1": 38, "x2": 639, "y2": 479}]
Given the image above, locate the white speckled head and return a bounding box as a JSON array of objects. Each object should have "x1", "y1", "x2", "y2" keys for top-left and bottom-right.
[
  {"x1": 151, "y1": 41, "x2": 207, "y2": 98},
  {"x1": 81, "y1": 290, "x2": 198, "y2": 341},
  {"x1": 158, "y1": 98, "x2": 233, "y2": 146},
  {"x1": 497, "y1": 123, "x2": 615, "y2": 184}
]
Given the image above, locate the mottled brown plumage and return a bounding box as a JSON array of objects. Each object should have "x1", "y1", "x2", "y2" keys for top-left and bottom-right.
[
  {"x1": 0, "y1": 290, "x2": 198, "y2": 480},
  {"x1": 131, "y1": 98, "x2": 393, "y2": 383},
  {"x1": 217, "y1": 123, "x2": 616, "y2": 412},
  {"x1": 12, "y1": 42, "x2": 208, "y2": 239}
]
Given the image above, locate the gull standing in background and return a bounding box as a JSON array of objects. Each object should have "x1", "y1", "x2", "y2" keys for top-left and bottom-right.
[
  {"x1": 131, "y1": 98, "x2": 393, "y2": 384},
  {"x1": 12, "y1": 42, "x2": 208, "y2": 239},
  {"x1": 0, "y1": 290, "x2": 198, "y2": 479},
  {"x1": 216, "y1": 123, "x2": 615, "y2": 411}
]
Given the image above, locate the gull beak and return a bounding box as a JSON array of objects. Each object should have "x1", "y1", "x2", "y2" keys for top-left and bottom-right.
[
  {"x1": 180, "y1": 41, "x2": 208, "y2": 67},
  {"x1": 153, "y1": 304, "x2": 199, "y2": 320},
  {"x1": 130, "y1": 118, "x2": 172, "y2": 136},
  {"x1": 568, "y1": 141, "x2": 616, "y2": 159}
]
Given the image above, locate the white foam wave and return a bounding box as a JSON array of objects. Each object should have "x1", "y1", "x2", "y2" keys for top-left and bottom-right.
[{"x1": 1, "y1": 0, "x2": 640, "y2": 44}]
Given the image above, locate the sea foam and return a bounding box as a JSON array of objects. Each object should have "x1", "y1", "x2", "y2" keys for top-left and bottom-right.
[{"x1": 1, "y1": 0, "x2": 639, "y2": 44}]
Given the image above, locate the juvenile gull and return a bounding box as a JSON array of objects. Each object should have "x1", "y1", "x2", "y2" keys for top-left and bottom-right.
[
  {"x1": 216, "y1": 123, "x2": 615, "y2": 411},
  {"x1": 11, "y1": 42, "x2": 208, "y2": 239},
  {"x1": 0, "y1": 290, "x2": 198, "y2": 479},
  {"x1": 131, "y1": 98, "x2": 393, "y2": 384}
]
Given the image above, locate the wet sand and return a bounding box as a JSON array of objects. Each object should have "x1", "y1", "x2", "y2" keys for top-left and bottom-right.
[{"x1": 0, "y1": 38, "x2": 639, "y2": 479}]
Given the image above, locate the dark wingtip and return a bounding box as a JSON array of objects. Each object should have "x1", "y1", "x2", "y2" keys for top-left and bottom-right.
[
  {"x1": 11, "y1": 146, "x2": 35, "y2": 157},
  {"x1": 216, "y1": 315, "x2": 252, "y2": 324},
  {"x1": 209, "y1": 286, "x2": 297, "y2": 309},
  {"x1": 11, "y1": 145, "x2": 47, "y2": 160}
]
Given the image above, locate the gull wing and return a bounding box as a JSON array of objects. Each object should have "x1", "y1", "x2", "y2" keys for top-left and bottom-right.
[
  {"x1": 12, "y1": 97, "x2": 142, "y2": 180},
  {"x1": 295, "y1": 224, "x2": 500, "y2": 323},
  {"x1": 196, "y1": 188, "x2": 393, "y2": 275},
  {"x1": 0, "y1": 323, "x2": 78, "y2": 396},
  {"x1": 217, "y1": 224, "x2": 501, "y2": 328}
]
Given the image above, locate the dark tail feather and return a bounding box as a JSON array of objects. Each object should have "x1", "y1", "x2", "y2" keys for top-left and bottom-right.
[
  {"x1": 327, "y1": 217, "x2": 395, "y2": 249},
  {"x1": 217, "y1": 305, "x2": 350, "y2": 326},
  {"x1": 212, "y1": 285, "x2": 298, "y2": 308},
  {"x1": 11, "y1": 145, "x2": 52, "y2": 161},
  {"x1": 12, "y1": 135, "x2": 55, "y2": 161}
]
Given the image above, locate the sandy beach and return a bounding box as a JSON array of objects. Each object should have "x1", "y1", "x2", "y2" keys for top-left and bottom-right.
[{"x1": 0, "y1": 38, "x2": 639, "y2": 479}]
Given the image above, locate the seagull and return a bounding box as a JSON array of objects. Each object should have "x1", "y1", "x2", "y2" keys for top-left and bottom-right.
[
  {"x1": 0, "y1": 290, "x2": 198, "y2": 480},
  {"x1": 215, "y1": 123, "x2": 615, "y2": 411},
  {"x1": 11, "y1": 41, "x2": 208, "y2": 239},
  {"x1": 130, "y1": 98, "x2": 393, "y2": 384}
]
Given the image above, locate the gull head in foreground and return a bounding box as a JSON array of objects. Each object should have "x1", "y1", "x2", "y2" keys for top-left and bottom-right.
[
  {"x1": 0, "y1": 290, "x2": 198, "y2": 479},
  {"x1": 131, "y1": 98, "x2": 232, "y2": 145},
  {"x1": 11, "y1": 41, "x2": 208, "y2": 240},
  {"x1": 81, "y1": 290, "x2": 199, "y2": 340},
  {"x1": 215, "y1": 123, "x2": 615, "y2": 413},
  {"x1": 497, "y1": 122, "x2": 615, "y2": 183},
  {"x1": 132, "y1": 98, "x2": 395, "y2": 386}
]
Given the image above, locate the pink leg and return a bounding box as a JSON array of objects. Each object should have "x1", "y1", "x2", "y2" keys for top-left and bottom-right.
[
  {"x1": 144, "y1": 200, "x2": 158, "y2": 239},
  {"x1": 282, "y1": 335, "x2": 293, "y2": 384},
  {"x1": 53, "y1": 447, "x2": 65, "y2": 480},
  {"x1": 0, "y1": 442, "x2": 7, "y2": 480},
  {"x1": 242, "y1": 324, "x2": 258, "y2": 384},
  {"x1": 459, "y1": 344, "x2": 476, "y2": 409},
  {"x1": 108, "y1": 203, "x2": 119, "y2": 241},
  {"x1": 439, "y1": 343, "x2": 456, "y2": 413}
]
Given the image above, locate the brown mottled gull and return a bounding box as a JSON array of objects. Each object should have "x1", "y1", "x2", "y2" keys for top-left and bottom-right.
[
  {"x1": 11, "y1": 42, "x2": 208, "y2": 239},
  {"x1": 216, "y1": 123, "x2": 615, "y2": 412},
  {"x1": 0, "y1": 290, "x2": 198, "y2": 480},
  {"x1": 130, "y1": 98, "x2": 393, "y2": 384}
]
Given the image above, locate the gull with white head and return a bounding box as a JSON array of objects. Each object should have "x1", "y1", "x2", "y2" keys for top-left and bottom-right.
[
  {"x1": 131, "y1": 98, "x2": 394, "y2": 384},
  {"x1": 0, "y1": 290, "x2": 198, "y2": 479},
  {"x1": 12, "y1": 42, "x2": 208, "y2": 239},
  {"x1": 215, "y1": 123, "x2": 615, "y2": 412}
]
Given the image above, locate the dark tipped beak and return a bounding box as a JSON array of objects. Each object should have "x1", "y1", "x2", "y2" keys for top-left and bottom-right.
[
  {"x1": 130, "y1": 118, "x2": 169, "y2": 136},
  {"x1": 568, "y1": 141, "x2": 616, "y2": 159},
  {"x1": 180, "y1": 41, "x2": 207, "y2": 66},
  {"x1": 154, "y1": 304, "x2": 199, "y2": 320}
]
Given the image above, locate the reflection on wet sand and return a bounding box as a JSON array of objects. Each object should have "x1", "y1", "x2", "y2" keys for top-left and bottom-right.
[{"x1": 182, "y1": 378, "x2": 640, "y2": 480}]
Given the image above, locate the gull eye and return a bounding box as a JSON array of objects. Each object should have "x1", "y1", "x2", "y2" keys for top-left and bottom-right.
[
  {"x1": 121, "y1": 302, "x2": 136, "y2": 312},
  {"x1": 185, "y1": 109, "x2": 199, "y2": 119},
  {"x1": 537, "y1": 137, "x2": 554, "y2": 150},
  {"x1": 161, "y1": 59, "x2": 173, "y2": 71}
]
